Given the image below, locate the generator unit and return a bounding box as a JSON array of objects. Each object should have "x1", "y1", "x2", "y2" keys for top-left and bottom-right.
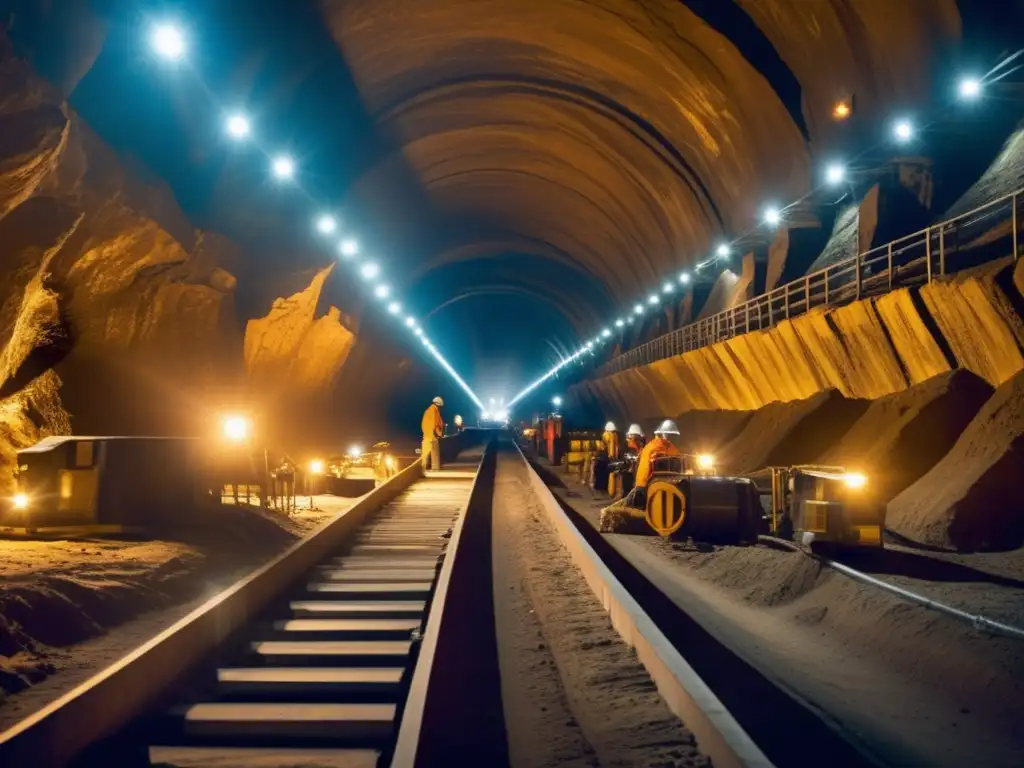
[
  {"x1": 639, "y1": 454, "x2": 760, "y2": 544},
  {"x1": 753, "y1": 465, "x2": 884, "y2": 549}
]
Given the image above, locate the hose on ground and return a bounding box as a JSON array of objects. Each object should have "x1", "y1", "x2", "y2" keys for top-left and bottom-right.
[{"x1": 757, "y1": 535, "x2": 1024, "y2": 642}]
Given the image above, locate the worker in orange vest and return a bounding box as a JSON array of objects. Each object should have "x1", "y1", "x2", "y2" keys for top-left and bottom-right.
[
  {"x1": 602, "y1": 421, "x2": 621, "y2": 461},
  {"x1": 421, "y1": 396, "x2": 445, "y2": 470},
  {"x1": 628, "y1": 419, "x2": 681, "y2": 508}
]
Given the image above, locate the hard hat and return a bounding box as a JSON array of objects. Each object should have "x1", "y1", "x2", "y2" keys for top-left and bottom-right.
[
  {"x1": 654, "y1": 419, "x2": 680, "y2": 436},
  {"x1": 627, "y1": 423, "x2": 644, "y2": 437},
  {"x1": 604, "y1": 421, "x2": 617, "y2": 432},
  {"x1": 432, "y1": 396, "x2": 444, "y2": 406}
]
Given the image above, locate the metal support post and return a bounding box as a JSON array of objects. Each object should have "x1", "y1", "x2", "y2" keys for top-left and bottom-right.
[
  {"x1": 926, "y1": 228, "x2": 932, "y2": 283},
  {"x1": 887, "y1": 242, "x2": 894, "y2": 290},
  {"x1": 1013, "y1": 192, "x2": 1019, "y2": 262},
  {"x1": 939, "y1": 227, "x2": 946, "y2": 277}
]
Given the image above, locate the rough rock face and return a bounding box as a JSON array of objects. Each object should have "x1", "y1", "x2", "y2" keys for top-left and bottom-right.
[
  {"x1": 0, "y1": 39, "x2": 246, "y2": 439},
  {"x1": 244, "y1": 264, "x2": 356, "y2": 406},
  {"x1": 0, "y1": 37, "x2": 243, "y2": 483}
]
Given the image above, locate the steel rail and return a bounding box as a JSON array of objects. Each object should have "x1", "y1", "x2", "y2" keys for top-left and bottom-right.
[
  {"x1": 513, "y1": 441, "x2": 773, "y2": 768},
  {"x1": 0, "y1": 433, "x2": 479, "y2": 767}
]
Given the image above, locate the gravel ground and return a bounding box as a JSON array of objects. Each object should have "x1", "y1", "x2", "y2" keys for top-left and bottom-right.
[
  {"x1": 535, "y1": 455, "x2": 1024, "y2": 767},
  {"x1": 492, "y1": 444, "x2": 707, "y2": 768},
  {"x1": 0, "y1": 495, "x2": 351, "y2": 725}
]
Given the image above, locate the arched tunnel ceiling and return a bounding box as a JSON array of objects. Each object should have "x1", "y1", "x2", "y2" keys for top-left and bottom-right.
[{"x1": 320, "y1": 0, "x2": 962, "y2": 389}]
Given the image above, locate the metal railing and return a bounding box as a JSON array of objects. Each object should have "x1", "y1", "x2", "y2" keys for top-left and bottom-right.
[{"x1": 597, "y1": 187, "x2": 1022, "y2": 377}]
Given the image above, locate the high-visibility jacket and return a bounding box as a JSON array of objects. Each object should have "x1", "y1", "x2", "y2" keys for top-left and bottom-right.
[
  {"x1": 626, "y1": 435, "x2": 645, "y2": 454},
  {"x1": 602, "y1": 430, "x2": 621, "y2": 460},
  {"x1": 421, "y1": 404, "x2": 444, "y2": 438},
  {"x1": 634, "y1": 437, "x2": 680, "y2": 488}
]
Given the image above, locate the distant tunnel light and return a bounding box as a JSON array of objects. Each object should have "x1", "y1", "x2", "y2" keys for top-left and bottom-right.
[
  {"x1": 404, "y1": 316, "x2": 416, "y2": 328},
  {"x1": 225, "y1": 113, "x2": 250, "y2": 139},
  {"x1": 413, "y1": 327, "x2": 424, "y2": 337},
  {"x1": 339, "y1": 238, "x2": 358, "y2": 257},
  {"x1": 12, "y1": 493, "x2": 28, "y2": 510},
  {"x1": 763, "y1": 206, "x2": 782, "y2": 226},
  {"x1": 615, "y1": 318, "x2": 625, "y2": 327},
  {"x1": 679, "y1": 272, "x2": 691, "y2": 284},
  {"x1": 601, "y1": 328, "x2": 612, "y2": 338},
  {"x1": 150, "y1": 23, "x2": 185, "y2": 61},
  {"x1": 360, "y1": 262, "x2": 380, "y2": 280},
  {"x1": 958, "y1": 76, "x2": 982, "y2": 100},
  {"x1": 271, "y1": 155, "x2": 295, "y2": 180},
  {"x1": 662, "y1": 282, "x2": 673, "y2": 294},
  {"x1": 648, "y1": 294, "x2": 659, "y2": 305},
  {"x1": 825, "y1": 163, "x2": 846, "y2": 185},
  {"x1": 316, "y1": 215, "x2": 337, "y2": 235},
  {"x1": 716, "y1": 244, "x2": 731, "y2": 258},
  {"x1": 552, "y1": 396, "x2": 563, "y2": 407},
  {"x1": 893, "y1": 118, "x2": 914, "y2": 143},
  {"x1": 387, "y1": 301, "x2": 401, "y2": 315},
  {"x1": 374, "y1": 283, "x2": 390, "y2": 299},
  {"x1": 633, "y1": 304, "x2": 644, "y2": 315}
]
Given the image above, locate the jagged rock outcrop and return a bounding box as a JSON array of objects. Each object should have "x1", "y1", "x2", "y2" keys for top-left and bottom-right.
[{"x1": 244, "y1": 264, "x2": 357, "y2": 402}]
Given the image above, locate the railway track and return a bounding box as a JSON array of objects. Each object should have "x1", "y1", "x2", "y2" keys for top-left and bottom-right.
[{"x1": 0, "y1": 438, "x2": 490, "y2": 768}]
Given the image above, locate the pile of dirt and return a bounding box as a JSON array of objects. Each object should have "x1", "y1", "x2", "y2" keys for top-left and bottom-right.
[
  {"x1": 671, "y1": 408, "x2": 752, "y2": 455},
  {"x1": 0, "y1": 501, "x2": 335, "y2": 701},
  {"x1": 719, "y1": 389, "x2": 868, "y2": 475},
  {"x1": 821, "y1": 370, "x2": 993, "y2": 502},
  {"x1": 887, "y1": 370, "x2": 1024, "y2": 551}
]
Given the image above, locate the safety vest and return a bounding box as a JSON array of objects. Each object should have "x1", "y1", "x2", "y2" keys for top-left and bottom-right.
[{"x1": 634, "y1": 437, "x2": 680, "y2": 488}]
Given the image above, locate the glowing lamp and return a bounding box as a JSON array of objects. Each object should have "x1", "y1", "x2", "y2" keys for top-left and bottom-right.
[
  {"x1": 222, "y1": 415, "x2": 251, "y2": 442},
  {"x1": 310, "y1": 460, "x2": 325, "y2": 474},
  {"x1": 12, "y1": 493, "x2": 28, "y2": 510},
  {"x1": 843, "y1": 472, "x2": 868, "y2": 490},
  {"x1": 150, "y1": 23, "x2": 185, "y2": 61},
  {"x1": 696, "y1": 454, "x2": 715, "y2": 470}
]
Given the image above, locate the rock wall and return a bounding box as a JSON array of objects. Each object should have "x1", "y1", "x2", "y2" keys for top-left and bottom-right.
[{"x1": 0, "y1": 37, "x2": 368, "y2": 487}]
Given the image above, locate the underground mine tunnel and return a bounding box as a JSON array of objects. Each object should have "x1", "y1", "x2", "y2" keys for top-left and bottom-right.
[{"x1": 1, "y1": 1, "x2": 1023, "y2": 767}]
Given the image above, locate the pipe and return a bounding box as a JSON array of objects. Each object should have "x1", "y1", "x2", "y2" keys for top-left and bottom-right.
[{"x1": 757, "y1": 536, "x2": 1024, "y2": 642}]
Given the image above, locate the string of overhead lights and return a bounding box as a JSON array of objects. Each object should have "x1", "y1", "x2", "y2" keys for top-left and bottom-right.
[
  {"x1": 508, "y1": 52, "x2": 1022, "y2": 410},
  {"x1": 146, "y1": 21, "x2": 486, "y2": 412}
]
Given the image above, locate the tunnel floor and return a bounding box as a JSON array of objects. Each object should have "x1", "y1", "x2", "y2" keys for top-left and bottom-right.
[{"x1": 529, "y1": 452, "x2": 1024, "y2": 767}]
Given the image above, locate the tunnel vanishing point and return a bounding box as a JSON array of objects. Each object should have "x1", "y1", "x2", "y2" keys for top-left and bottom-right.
[{"x1": 1, "y1": 1, "x2": 1023, "y2": 550}]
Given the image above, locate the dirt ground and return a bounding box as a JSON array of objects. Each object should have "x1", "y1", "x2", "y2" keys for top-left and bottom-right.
[
  {"x1": 491, "y1": 444, "x2": 708, "y2": 768},
  {"x1": 537, "y1": 455, "x2": 1024, "y2": 767},
  {"x1": 0, "y1": 495, "x2": 351, "y2": 726}
]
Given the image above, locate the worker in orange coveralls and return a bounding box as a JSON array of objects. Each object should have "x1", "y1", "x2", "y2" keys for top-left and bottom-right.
[
  {"x1": 421, "y1": 396, "x2": 445, "y2": 470},
  {"x1": 628, "y1": 419, "x2": 681, "y2": 508}
]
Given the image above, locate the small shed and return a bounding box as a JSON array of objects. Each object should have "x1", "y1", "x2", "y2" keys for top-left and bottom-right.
[{"x1": 6, "y1": 436, "x2": 203, "y2": 532}]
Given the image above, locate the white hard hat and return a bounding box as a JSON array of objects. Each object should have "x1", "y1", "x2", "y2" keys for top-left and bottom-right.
[
  {"x1": 604, "y1": 421, "x2": 617, "y2": 431},
  {"x1": 654, "y1": 419, "x2": 680, "y2": 436},
  {"x1": 627, "y1": 423, "x2": 644, "y2": 437},
  {"x1": 432, "y1": 396, "x2": 444, "y2": 407}
]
